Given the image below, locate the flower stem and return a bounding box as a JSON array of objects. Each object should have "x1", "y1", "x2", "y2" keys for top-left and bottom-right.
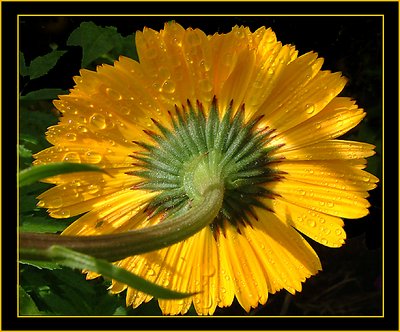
[{"x1": 20, "y1": 170, "x2": 224, "y2": 262}]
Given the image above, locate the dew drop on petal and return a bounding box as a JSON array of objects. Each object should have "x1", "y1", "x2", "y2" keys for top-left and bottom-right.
[
  {"x1": 65, "y1": 133, "x2": 77, "y2": 141},
  {"x1": 199, "y1": 59, "x2": 211, "y2": 71},
  {"x1": 362, "y1": 176, "x2": 371, "y2": 182},
  {"x1": 84, "y1": 151, "x2": 102, "y2": 164},
  {"x1": 161, "y1": 80, "x2": 176, "y2": 94},
  {"x1": 89, "y1": 113, "x2": 107, "y2": 130},
  {"x1": 120, "y1": 106, "x2": 131, "y2": 115},
  {"x1": 305, "y1": 103, "x2": 315, "y2": 114},
  {"x1": 63, "y1": 152, "x2": 81, "y2": 163},
  {"x1": 335, "y1": 229, "x2": 343, "y2": 235},
  {"x1": 55, "y1": 209, "x2": 70, "y2": 218},
  {"x1": 199, "y1": 79, "x2": 213, "y2": 92},
  {"x1": 307, "y1": 219, "x2": 316, "y2": 227},
  {"x1": 47, "y1": 196, "x2": 63, "y2": 208},
  {"x1": 105, "y1": 88, "x2": 122, "y2": 100},
  {"x1": 78, "y1": 125, "x2": 88, "y2": 133},
  {"x1": 88, "y1": 184, "x2": 100, "y2": 194}
]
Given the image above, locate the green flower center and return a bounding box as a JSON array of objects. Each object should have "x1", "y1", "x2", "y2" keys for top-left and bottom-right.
[{"x1": 131, "y1": 98, "x2": 282, "y2": 232}]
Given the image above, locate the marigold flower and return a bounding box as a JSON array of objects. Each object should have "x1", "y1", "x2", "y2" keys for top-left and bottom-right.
[{"x1": 34, "y1": 21, "x2": 378, "y2": 315}]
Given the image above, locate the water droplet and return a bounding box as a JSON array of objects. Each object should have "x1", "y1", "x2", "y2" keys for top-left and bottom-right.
[
  {"x1": 362, "y1": 176, "x2": 371, "y2": 182},
  {"x1": 78, "y1": 125, "x2": 88, "y2": 133},
  {"x1": 198, "y1": 79, "x2": 213, "y2": 92},
  {"x1": 267, "y1": 68, "x2": 275, "y2": 75},
  {"x1": 305, "y1": 103, "x2": 315, "y2": 114},
  {"x1": 105, "y1": 87, "x2": 122, "y2": 100},
  {"x1": 47, "y1": 196, "x2": 63, "y2": 208},
  {"x1": 335, "y1": 229, "x2": 343, "y2": 235},
  {"x1": 90, "y1": 113, "x2": 107, "y2": 130},
  {"x1": 62, "y1": 152, "x2": 81, "y2": 163},
  {"x1": 161, "y1": 80, "x2": 176, "y2": 94},
  {"x1": 308, "y1": 219, "x2": 316, "y2": 227},
  {"x1": 59, "y1": 209, "x2": 70, "y2": 218},
  {"x1": 299, "y1": 189, "x2": 306, "y2": 196},
  {"x1": 88, "y1": 184, "x2": 100, "y2": 194},
  {"x1": 314, "y1": 122, "x2": 321, "y2": 129},
  {"x1": 71, "y1": 180, "x2": 81, "y2": 187},
  {"x1": 327, "y1": 202, "x2": 334, "y2": 208},
  {"x1": 84, "y1": 151, "x2": 102, "y2": 164},
  {"x1": 320, "y1": 227, "x2": 331, "y2": 235},
  {"x1": 119, "y1": 106, "x2": 130, "y2": 115},
  {"x1": 321, "y1": 238, "x2": 328, "y2": 245},
  {"x1": 64, "y1": 132, "x2": 77, "y2": 142},
  {"x1": 199, "y1": 59, "x2": 211, "y2": 71}
]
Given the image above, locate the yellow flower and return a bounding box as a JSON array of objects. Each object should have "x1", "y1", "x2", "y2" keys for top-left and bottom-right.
[{"x1": 34, "y1": 22, "x2": 378, "y2": 315}]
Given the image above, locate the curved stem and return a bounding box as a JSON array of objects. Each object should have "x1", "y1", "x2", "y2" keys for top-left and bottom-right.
[{"x1": 20, "y1": 182, "x2": 224, "y2": 262}]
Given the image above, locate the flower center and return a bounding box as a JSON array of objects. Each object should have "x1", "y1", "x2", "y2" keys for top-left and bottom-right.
[{"x1": 131, "y1": 97, "x2": 282, "y2": 232}]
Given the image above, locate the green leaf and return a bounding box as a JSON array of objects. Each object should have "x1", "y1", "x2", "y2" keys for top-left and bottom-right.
[
  {"x1": 18, "y1": 144, "x2": 32, "y2": 158},
  {"x1": 110, "y1": 33, "x2": 138, "y2": 61},
  {"x1": 19, "y1": 216, "x2": 71, "y2": 233},
  {"x1": 20, "y1": 88, "x2": 68, "y2": 101},
  {"x1": 19, "y1": 182, "x2": 52, "y2": 213},
  {"x1": 47, "y1": 245, "x2": 195, "y2": 300},
  {"x1": 28, "y1": 50, "x2": 67, "y2": 80},
  {"x1": 20, "y1": 259, "x2": 61, "y2": 270},
  {"x1": 67, "y1": 22, "x2": 120, "y2": 67},
  {"x1": 18, "y1": 162, "x2": 109, "y2": 187},
  {"x1": 19, "y1": 286, "x2": 42, "y2": 315},
  {"x1": 19, "y1": 51, "x2": 29, "y2": 77},
  {"x1": 20, "y1": 133, "x2": 39, "y2": 145}
]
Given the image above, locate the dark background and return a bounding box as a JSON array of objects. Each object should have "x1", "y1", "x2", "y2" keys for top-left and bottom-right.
[{"x1": 4, "y1": 1, "x2": 398, "y2": 330}]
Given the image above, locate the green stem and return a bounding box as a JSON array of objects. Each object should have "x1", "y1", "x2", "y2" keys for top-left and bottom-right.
[
  {"x1": 21, "y1": 245, "x2": 195, "y2": 299},
  {"x1": 20, "y1": 181, "x2": 224, "y2": 262}
]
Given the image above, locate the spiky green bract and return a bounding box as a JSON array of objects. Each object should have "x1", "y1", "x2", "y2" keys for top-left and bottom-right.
[{"x1": 132, "y1": 98, "x2": 283, "y2": 231}]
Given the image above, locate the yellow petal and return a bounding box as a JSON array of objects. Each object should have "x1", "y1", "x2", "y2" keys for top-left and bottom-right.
[
  {"x1": 270, "y1": 97, "x2": 365, "y2": 150},
  {"x1": 259, "y1": 70, "x2": 346, "y2": 134},
  {"x1": 270, "y1": 160, "x2": 379, "y2": 192},
  {"x1": 60, "y1": 189, "x2": 156, "y2": 235},
  {"x1": 265, "y1": 197, "x2": 346, "y2": 247},
  {"x1": 247, "y1": 209, "x2": 322, "y2": 293},
  {"x1": 218, "y1": 221, "x2": 268, "y2": 312},
  {"x1": 272, "y1": 139, "x2": 376, "y2": 160},
  {"x1": 268, "y1": 178, "x2": 371, "y2": 219}
]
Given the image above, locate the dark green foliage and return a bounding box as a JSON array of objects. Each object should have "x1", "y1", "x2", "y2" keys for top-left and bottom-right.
[
  {"x1": 19, "y1": 264, "x2": 123, "y2": 316},
  {"x1": 22, "y1": 50, "x2": 67, "y2": 80},
  {"x1": 67, "y1": 21, "x2": 137, "y2": 68}
]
